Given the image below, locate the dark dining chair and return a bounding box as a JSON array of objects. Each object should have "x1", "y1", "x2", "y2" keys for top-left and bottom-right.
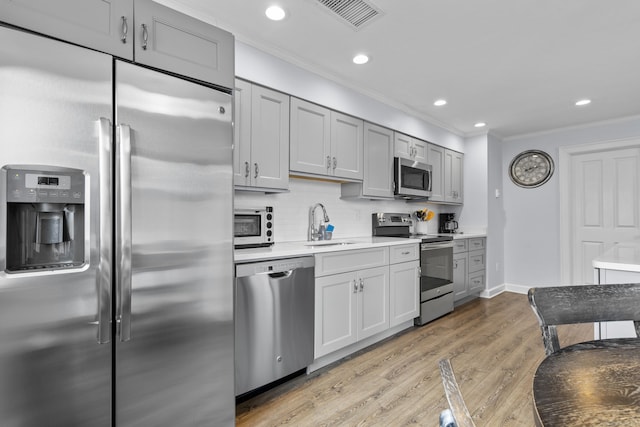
[
  {"x1": 528, "y1": 283, "x2": 640, "y2": 355},
  {"x1": 438, "y1": 359, "x2": 476, "y2": 427}
]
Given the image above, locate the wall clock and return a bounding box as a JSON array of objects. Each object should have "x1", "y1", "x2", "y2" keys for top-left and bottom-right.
[{"x1": 509, "y1": 149, "x2": 554, "y2": 188}]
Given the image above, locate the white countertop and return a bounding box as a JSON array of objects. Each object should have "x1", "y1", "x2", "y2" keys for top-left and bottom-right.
[
  {"x1": 445, "y1": 232, "x2": 487, "y2": 239},
  {"x1": 234, "y1": 236, "x2": 422, "y2": 263},
  {"x1": 234, "y1": 233, "x2": 487, "y2": 263},
  {"x1": 593, "y1": 241, "x2": 640, "y2": 273}
]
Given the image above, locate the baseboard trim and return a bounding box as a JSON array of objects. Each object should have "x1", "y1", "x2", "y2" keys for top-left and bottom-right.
[{"x1": 307, "y1": 320, "x2": 414, "y2": 373}]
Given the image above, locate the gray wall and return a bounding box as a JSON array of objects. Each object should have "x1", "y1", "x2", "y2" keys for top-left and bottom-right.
[{"x1": 502, "y1": 116, "x2": 640, "y2": 289}]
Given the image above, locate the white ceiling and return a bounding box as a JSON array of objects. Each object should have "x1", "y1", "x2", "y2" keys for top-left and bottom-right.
[{"x1": 163, "y1": 0, "x2": 640, "y2": 139}]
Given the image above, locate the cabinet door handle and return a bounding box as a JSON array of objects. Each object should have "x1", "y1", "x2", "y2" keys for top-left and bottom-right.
[
  {"x1": 454, "y1": 260, "x2": 458, "y2": 269},
  {"x1": 244, "y1": 161, "x2": 250, "y2": 178},
  {"x1": 326, "y1": 155, "x2": 331, "y2": 170},
  {"x1": 120, "y1": 16, "x2": 128, "y2": 44},
  {"x1": 359, "y1": 278, "x2": 364, "y2": 292},
  {"x1": 141, "y1": 24, "x2": 148, "y2": 50},
  {"x1": 332, "y1": 156, "x2": 337, "y2": 170},
  {"x1": 254, "y1": 163, "x2": 259, "y2": 179},
  {"x1": 353, "y1": 280, "x2": 358, "y2": 294},
  {"x1": 401, "y1": 251, "x2": 410, "y2": 255},
  {"x1": 417, "y1": 267, "x2": 421, "y2": 277}
]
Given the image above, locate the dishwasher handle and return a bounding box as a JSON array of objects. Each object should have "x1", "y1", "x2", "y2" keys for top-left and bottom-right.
[
  {"x1": 269, "y1": 271, "x2": 293, "y2": 279},
  {"x1": 235, "y1": 256, "x2": 315, "y2": 278}
]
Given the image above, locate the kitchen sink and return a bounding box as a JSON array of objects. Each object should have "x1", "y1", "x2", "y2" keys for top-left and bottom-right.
[{"x1": 303, "y1": 240, "x2": 355, "y2": 247}]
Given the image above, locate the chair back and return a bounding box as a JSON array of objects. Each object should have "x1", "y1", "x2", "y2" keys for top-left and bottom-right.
[
  {"x1": 438, "y1": 359, "x2": 476, "y2": 427},
  {"x1": 528, "y1": 283, "x2": 640, "y2": 355}
]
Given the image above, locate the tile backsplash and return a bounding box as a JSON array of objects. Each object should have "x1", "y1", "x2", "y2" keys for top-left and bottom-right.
[{"x1": 234, "y1": 178, "x2": 444, "y2": 242}]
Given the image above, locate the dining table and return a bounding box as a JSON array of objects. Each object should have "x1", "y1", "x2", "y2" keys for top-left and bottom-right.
[{"x1": 532, "y1": 337, "x2": 640, "y2": 426}]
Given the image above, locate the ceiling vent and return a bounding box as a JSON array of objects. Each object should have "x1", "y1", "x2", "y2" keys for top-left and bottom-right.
[{"x1": 314, "y1": 0, "x2": 383, "y2": 30}]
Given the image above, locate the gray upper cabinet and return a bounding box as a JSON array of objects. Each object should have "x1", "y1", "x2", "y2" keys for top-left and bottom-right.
[
  {"x1": 290, "y1": 98, "x2": 331, "y2": 176},
  {"x1": 290, "y1": 98, "x2": 363, "y2": 181},
  {"x1": 427, "y1": 143, "x2": 445, "y2": 201},
  {"x1": 331, "y1": 111, "x2": 364, "y2": 180},
  {"x1": 394, "y1": 133, "x2": 426, "y2": 163},
  {"x1": 0, "y1": 0, "x2": 134, "y2": 59},
  {"x1": 0, "y1": 0, "x2": 234, "y2": 88},
  {"x1": 134, "y1": 0, "x2": 234, "y2": 88},
  {"x1": 234, "y1": 80, "x2": 289, "y2": 191},
  {"x1": 362, "y1": 123, "x2": 394, "y2": 198},
  {"x1": 444, "y1": 149, "x2": 464, "y2": 204}
]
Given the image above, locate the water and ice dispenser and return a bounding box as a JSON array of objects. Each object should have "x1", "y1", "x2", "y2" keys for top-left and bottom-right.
[{"x1": 5, "y1": 166, "x2": 86, "y2": 272}]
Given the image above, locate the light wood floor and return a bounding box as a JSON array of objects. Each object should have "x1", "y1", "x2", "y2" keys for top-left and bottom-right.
[{"x1": 236, "y1": 292, "x2": 592, "y2": 426}]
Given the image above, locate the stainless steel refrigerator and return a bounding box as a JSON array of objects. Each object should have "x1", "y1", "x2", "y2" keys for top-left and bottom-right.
[{"x1": 0, "y1": 24, "x2": 234, "y2": 426}]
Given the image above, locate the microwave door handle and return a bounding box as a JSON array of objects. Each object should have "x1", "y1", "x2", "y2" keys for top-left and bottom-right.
[
  {"x1": 428, "y1": 170, "x2": 433, "y2": 192},
  {"x1": 97, "y1": 117, "x2": 112, "y2": 344},
  {"x1": 116, "y1": 124, "x2": 133, "y2": 342}
]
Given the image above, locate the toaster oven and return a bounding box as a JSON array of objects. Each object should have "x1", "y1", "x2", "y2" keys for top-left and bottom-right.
[{"x1": 234, "y1": 207, "x2": 274, "y2": 248}]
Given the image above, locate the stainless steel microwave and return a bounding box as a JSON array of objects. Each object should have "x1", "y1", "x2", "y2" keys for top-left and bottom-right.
[
  {"x1": 393, "y1": 157, "x2": 432, "y2": 198},
  {"x1": 234, "y1": 207, "x2": 274, "y2": 248}
]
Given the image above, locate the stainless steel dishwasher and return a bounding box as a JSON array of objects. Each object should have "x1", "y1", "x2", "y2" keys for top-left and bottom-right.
[{"x1": 234, "y1": 256, "x2": 315, "y2": 396}]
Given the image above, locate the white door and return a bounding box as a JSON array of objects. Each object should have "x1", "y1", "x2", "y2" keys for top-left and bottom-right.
[{"x1": 565, "y1": 143, "x2": 640, "y2": 284}]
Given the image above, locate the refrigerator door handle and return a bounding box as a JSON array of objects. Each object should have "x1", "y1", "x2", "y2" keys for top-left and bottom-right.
[
  {"x1": 116, "y1": 123, "x2": 133, "y2": 342},
  {"x1": 97, "y1": 117, "x2": 113, "y2": 344}
]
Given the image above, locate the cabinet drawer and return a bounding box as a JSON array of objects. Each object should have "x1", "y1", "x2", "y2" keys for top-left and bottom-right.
[
  {"x1": 389, "y1": 244, "x2": 419, "y2": 264},
  {"x1": 468, "y1": 249, "x2": 485, "y2": 273},
  {"x1": 468, "y1": 238, "x2": 485, "y2": 251},
  {"x1": 468, "y1": 271, "x2": 485, "y2": 293},
  {"x1": 315, "y1": 247, "x2": 389, "y2": 277},
  {"x1": 453, "y1": 239, "x2": 468, "y2": 253}
]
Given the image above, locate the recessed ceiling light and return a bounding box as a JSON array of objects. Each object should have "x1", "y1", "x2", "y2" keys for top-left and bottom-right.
[
  {"x1": 353, "y1": 54, "x2": 369, "y2": 65},
  {"x1": 474, "y1": 122, "x2": 486, "y2": 128},
  {"x1": 265, "y1": 5, "x2": 286, "y2": 21},
  {"x1": 575, "y1": 99, "x2": 591, "y2": 106},
  {"x1": 434, "y1": 99, "x2": 447, "y2": 106}
]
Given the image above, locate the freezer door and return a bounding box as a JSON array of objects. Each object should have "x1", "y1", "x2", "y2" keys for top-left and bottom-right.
[
  {"x1": 0, "y1": 27, "x2": 113, "y2": 426},
  {"x1": 114, "y1": 61, "x2": 234, "y2": 426}
]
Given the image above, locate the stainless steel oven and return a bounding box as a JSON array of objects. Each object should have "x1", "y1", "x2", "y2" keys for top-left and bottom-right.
[
  {"x1": 371, "y1": 212, "x2": 454, "y2": 325},
  {"x1": 415, "y1": 238, "x2": 454, "y2": 325}
]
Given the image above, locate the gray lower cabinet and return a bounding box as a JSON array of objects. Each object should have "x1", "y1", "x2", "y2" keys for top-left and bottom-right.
[
  {"x1": 314, "y1": 248, "x2": 390, "y2": 358},
  {"x1": 453, "y1": 238, "x2": 486, "y2": 301},
  {"x1": 389, "y1": 244, "x2": 420, "y2": 326},
  {"x1": 453, "y1": 251, "x2": 468, "y2": 300},
  {"x1": 0, "y1": 0, "x2": 233, "y2": 87},
  {"x1": 234, "y1": 79, "x2": 290, "y2": 191},
  {"x1": 290, "y1": 98, "x2": 363, "y2": 181}
]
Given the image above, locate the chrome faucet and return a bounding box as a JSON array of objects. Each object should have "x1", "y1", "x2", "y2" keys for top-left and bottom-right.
[{"x1": 308, "y1": 203, "x2": 330, "y2": 241}]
